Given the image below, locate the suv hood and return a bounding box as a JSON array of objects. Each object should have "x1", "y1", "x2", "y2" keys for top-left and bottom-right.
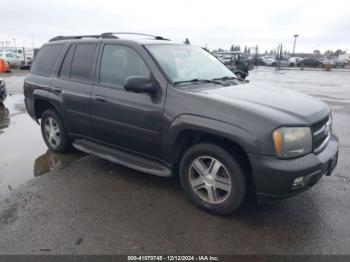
[{"x1": 199, "y1": 82, "x2": 329, "y2": 124}]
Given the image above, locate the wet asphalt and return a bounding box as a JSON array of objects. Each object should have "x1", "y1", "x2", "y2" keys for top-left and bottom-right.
[{"x1": 0, "y1": 68, "x2": 349, "y2": 254}]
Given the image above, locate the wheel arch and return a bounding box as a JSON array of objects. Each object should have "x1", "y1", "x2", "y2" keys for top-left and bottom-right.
[
  {"x1": 170, "y1": 129, "x2": 256, "y2": 199},
  {"x1": 33, "y1": 97, "x2": 70, "y2": 132},
  {"x1": 163, "y1": 115, "x2": 258, "y2": 196}
]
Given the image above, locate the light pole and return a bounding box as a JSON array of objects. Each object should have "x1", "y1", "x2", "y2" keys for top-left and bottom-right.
[{"x1": 292, "y1": 34, "x2": 299, "y2": 55}]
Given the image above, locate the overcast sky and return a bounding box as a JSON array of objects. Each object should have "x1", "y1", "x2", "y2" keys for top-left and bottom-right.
[{"x1": 1, "y1": 0, "x2": 349, "y2": 53}]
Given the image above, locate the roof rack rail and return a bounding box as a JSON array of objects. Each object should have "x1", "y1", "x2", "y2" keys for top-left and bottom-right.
[
  {"x1": 49, "y1": 33, "x2": 170, "y2": 42},
  {"x1": 49, "y1": 35, "x2": 102, "y2": 42},
  {"x1": 101, "y1": 32, "x2": 170, "y2": 41}
]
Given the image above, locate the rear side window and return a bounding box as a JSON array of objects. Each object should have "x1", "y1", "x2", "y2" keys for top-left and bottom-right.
[
  {"x1": 70, "y1": 43, "x2": 96, "y2": 82},
  {"x1": 99, "y1": 45, "x2": 150, "y2": 88},
  {"x1": 59, "y1": 45, "x2": 75, "y2": 78},
  {"x1": 31, "y1": 44, "x2": 64, "y2": 77}
]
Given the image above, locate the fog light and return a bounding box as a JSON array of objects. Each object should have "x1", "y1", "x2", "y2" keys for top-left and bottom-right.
[{"x1": 292, "y1": 176, "x2": 304, "y2": 188}]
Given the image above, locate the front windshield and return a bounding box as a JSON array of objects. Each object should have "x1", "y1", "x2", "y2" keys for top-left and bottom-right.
[{"x1": 146, "y1": 44, "x2": 235, "y2": 83}]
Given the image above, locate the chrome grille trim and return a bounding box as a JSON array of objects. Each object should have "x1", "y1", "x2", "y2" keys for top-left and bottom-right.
[
  {"x1": 313, "y1": 118, "x2": 331, "y2": 136},
  {"x1": 314, "y1": 133, "x2": 331, "y2": 153},
  {"x1": 312, "y1": 116, "x2": 332, "y2": 154}
]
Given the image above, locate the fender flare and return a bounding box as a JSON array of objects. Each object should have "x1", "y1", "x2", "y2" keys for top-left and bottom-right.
[
  {"x1": 162, "y1": 114, "x2": 259, "y2": 163},
  {"x1": 33, "y1": 91, "x2": 70, "y2": 131}
]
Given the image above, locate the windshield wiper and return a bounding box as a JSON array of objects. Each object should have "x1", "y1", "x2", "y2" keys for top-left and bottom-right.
[
  {"x1": 213, "y1": 76, "x2": 240, "y2": 81},
  {"x1": 174, "y1": 78, "x2": 223, "y2": 85}
]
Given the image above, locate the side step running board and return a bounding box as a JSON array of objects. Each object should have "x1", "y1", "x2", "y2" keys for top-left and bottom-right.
[{"x1": 73, "y1": 139, "x2": 172, "y2": 177}]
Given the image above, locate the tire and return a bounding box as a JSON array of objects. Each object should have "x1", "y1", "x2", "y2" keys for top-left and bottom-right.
[
  {"x1": 41, "y1": 110, "x2": 71, "y2": 152},
  {"x1": 179, "y1": 143, "x2": 246, "y2": 215},
  {"x1": 289, "y1": 63, "x2": 295, "y2": 67}
]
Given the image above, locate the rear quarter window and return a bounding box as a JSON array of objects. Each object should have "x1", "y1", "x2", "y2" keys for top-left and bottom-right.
[
  {"x1": 31, "y1": 44, "x2": 64, "y2": 77},
  {"x1": 58, "y1": 44, "x2": 75, "y2": 79},
  {"x1": 70, "y1": 43, "x2": 97, "y2": 82}
]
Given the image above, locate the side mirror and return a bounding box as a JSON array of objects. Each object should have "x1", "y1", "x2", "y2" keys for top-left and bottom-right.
[{"x1": 124, "y1": 76, "x2": 157, "y2": 94}]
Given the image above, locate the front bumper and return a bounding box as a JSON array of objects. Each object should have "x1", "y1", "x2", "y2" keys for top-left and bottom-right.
[
  {"x1": 248, "y1": 134, "x2": 339, "y2": 199},
  {"x1": 0, "y1": 80, "x2": 6, "y2": 102}
]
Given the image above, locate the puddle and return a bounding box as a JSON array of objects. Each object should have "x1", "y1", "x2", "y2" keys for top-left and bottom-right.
[
  {"x1": 0, "y1": 95, "x2": 85, "y2": 191},
  {"x1": 34, "y1": 150, "x2": 83, "y2": 177}
]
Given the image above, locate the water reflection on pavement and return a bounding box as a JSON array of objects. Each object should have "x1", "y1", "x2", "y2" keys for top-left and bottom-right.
[
  {"x1": 0, "y1": 95, "x2": 84, "y2": 191},
  {"x1": 34, "y1": 150, "x2": 84, "y2": 177}
]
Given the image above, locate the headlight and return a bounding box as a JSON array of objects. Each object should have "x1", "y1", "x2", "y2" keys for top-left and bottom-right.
[{"x1": 272, "y1": 127, "x2": 312, "y2": 158}]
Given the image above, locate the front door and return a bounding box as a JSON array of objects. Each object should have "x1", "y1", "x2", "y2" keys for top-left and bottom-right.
[{"x1": 91, "y1": 44, "x2": 164, "y2": 157}]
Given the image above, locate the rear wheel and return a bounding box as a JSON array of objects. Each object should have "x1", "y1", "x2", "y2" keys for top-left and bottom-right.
[
  {"x1": 41, "y1": 110, "x2": 71, "y2": 152},
  {"x1": 179, "y1": 143, "x2": 246, "y2": 215}
]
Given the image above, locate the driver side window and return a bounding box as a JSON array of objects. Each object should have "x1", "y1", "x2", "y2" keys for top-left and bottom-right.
[{"x1": 99, "y1": 45, "x2": 150, "y2": 89}]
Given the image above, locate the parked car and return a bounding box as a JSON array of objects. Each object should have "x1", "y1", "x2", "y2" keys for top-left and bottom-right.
[
  {"x1": 288, "y1": 57, "x2": 301, "y2": 67},
  {"x1": 277, "y1": 59, "x2": 291, "y2": 67},
  {"x1": 266, "y1": 56, "x2": 295, "y2": 67},
  {"x1": 262, "y1": 56, "x2": 277, "y2": 66},
  {"x1": 0, "y1": 101, "x2": 10, "y2": 134},
  {"x1": 0, "y1": 51, "x2": 24, "y2": 68},
  {"x1": 0, "y1": 78, "x2": 6, "y2": 102},
  {"x1": 254, "y1": 57, "x2": 266, "y2": 66},
  {"x1": 297, "y1": 58, "x2": 323, "y2": 68},
  {"x1": 24, "y1": 33, "x2": 339, "y2": 215},
  {"x1": 213, "y1": 51, "x2": 253, "y2": 79},
  {"x1": 334, "y1": 59, "x2": 346, "y2": 68}
]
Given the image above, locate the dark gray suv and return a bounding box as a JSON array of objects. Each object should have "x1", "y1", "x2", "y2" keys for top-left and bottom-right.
[{"x1": 24, "y1": 33, "x2": 339, "y2": 215}]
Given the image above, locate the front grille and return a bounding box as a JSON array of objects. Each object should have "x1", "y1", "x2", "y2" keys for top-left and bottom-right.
[{"x1": 311, "y1": 115, "x2": 331, "y2": 154}]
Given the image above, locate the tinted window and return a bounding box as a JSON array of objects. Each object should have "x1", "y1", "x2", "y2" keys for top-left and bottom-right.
[
  {"x1": 99, "y1": 45, "x2": 150, "y2": 88},
  {"x1": 70, "y1": 43, "x2": 96, "y2": 82},
  {"x1": 59, "y1": 45, "x2": 75, "y2": 78},
  {"x1": 31, "y1": 44, "x2": 64, "y2": 77}
]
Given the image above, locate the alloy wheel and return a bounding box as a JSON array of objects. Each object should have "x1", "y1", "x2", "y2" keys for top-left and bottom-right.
[
  {"x1": 44, "y1": 117, "x2": 61, "y2": 149},
  {"x1": 189, "y1": 156, "x2": 232, "y2": 204}
]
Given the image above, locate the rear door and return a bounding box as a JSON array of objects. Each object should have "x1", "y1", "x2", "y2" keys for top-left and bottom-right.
[
  {"x1": 51, "y1": 42, "x2": 98, "y2": 137},
  {"x1": 90, "y1": 44, "x2": 165, "y2": 157}
]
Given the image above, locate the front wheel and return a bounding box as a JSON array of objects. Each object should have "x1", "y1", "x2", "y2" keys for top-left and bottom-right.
[
  {"x1": 179, "y1": 143, "x2": 246, "y2": 215},
  {"x1": 41, "y1": 110, "x2": 71, "y2": 152}
]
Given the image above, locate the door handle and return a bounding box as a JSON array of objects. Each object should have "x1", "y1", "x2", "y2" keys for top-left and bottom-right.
[
  {"x1": 52, "y1": 87, "x2": 62, "y2": 93},
  {"x1": 95, "y1": 95, "x2": 106, "y2": 102}
]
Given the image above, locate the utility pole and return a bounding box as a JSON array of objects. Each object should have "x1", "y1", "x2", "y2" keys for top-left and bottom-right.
[
  {"x1": 292, "y1": 34, "x2": 299, "y2": 55},
  {"x1": 31, "y1": 35, "x2": 35, "y2": 49},
  {"x1": 13, "y1": 38, "x2": 17, "y2": 54}
]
